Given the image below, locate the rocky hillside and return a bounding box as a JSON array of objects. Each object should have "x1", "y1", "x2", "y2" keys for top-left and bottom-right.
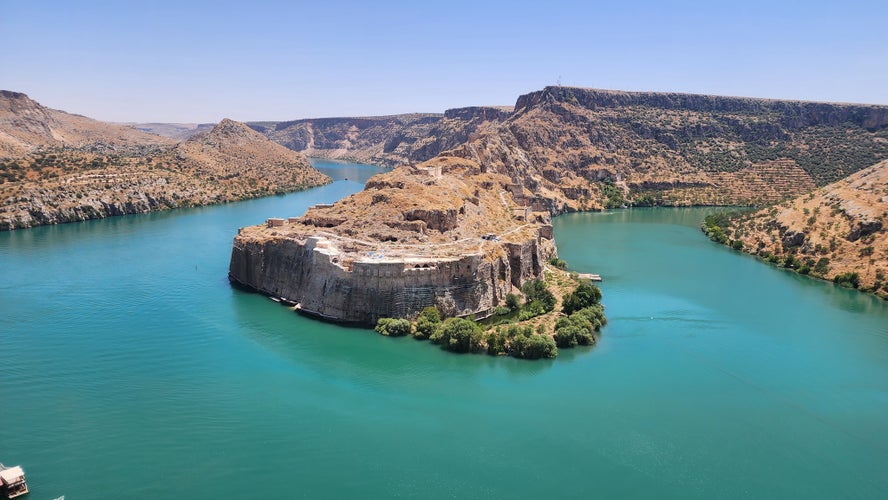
[
  {"x1": 449, "y1": 87, "x2": 888, "y2": 211},
  {"x1": 250, "y1": 106, "x2": 512, "y2": 166},
  {"x1": 0, "y1": 92, "x2": 330, "y2": 230},
  {"x1": 0, "y1": 90, "x2": 173, "y2": 157},
  {"x1": 704, "y1": 159, "x2": 888, "y2": 298},
  {"x1": 258, "y1": 86, "x2": 887, "y2": 211}
]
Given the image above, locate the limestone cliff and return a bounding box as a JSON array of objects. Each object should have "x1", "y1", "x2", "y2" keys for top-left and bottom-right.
[
  {"x1": 249, "y1": 106, "x2": 512, "y2": 167},
  {"x1": 257, "y1": 86, "x2": 887, "y2": 211},
  {"x1": 449, "y1": 87, "x2": 888, "y2": 211},
  {"x1": 706, "y1": 159, "x2": 888, "y2": 298},
  {"x1": 0, "y1": 94, "x2": 331, "y2": 230},
  {"x1": 229, "y1": 156, "x2": 555, "y2": 324}
]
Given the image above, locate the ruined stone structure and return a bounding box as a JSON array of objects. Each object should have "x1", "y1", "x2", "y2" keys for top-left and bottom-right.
[{"x1": 229, "y1": 157, "x2": 556, "y2": 324}]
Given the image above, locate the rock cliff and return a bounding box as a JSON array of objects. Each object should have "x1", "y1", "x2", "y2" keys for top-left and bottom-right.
[
  {"x1": 229, "y1": 156, "x2": 555, "y2": 324},
  {"x1": 0, "y1": 92, "x2": 331, "y2": 230},
  {"x1": 257, "y1": 86, "x2": 887, "y2": 211},
  {"x1": 249, "y1": 106, "x2": 512, "y2": 167},
  {"x1": 450, "y1": 87, "x2": 888, "y2": 211}
]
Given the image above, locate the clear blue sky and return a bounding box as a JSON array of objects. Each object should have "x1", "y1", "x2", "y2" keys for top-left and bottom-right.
[{"x1": 2, "y1": 0, "x2": 886, "y2": 122}]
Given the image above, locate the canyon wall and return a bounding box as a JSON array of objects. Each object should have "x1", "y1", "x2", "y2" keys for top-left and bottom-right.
[{"x1": 249, "y1": 106, "x2": 511, "y2": 167}]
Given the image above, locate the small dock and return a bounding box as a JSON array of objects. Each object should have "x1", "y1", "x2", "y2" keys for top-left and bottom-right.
[
  {"x1": 577, "y1": 273, "x2": 602, "y2": 282},
  {"x1": 0, "y1": 464, "x2": 29, "y2": 499}
]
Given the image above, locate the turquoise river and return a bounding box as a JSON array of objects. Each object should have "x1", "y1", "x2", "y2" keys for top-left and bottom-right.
[{"x1": 2, "y1": 160, "x2": 888, "y2": 499}]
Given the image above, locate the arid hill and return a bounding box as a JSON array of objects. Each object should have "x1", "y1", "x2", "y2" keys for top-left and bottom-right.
[
  {"x1": 0, "y1": 92, "x2": 329, "y2": 230},
  {"x1": 704, "y1": 159, "x2": 888, "y2": 298},
  {"x1": 260, "y1": 86, "x2": 888, "y2": 211},
  {"x1": 0, "y1": 90, "x2": 174, "y2": 157},
  {"x1": 449, "y1": 87, "x2": 888, "y2": 211},
  {"x1": 249, "y1": 106, "x2": 512, "y2": 167}
]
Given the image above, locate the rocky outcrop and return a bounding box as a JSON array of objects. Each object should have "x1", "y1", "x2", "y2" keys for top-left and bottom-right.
[
  {"x1": 514, "y1": 87, "x2": 888, "y2": 131},
  {"x1": 230, "y1": 235, "x2": 524, "y2": 324},
  {"x1": 229, "y1": 157, "x2": 556, "y2": 324}
]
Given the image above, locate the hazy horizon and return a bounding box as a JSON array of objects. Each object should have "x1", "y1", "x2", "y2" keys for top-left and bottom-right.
[{"x1": 3, "y1": 0, "x2": 886, "y2": 123}]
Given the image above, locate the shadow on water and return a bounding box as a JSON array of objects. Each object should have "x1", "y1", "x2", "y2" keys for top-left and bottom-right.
[{"x1": 228, "y1": 284, "x2": 557, "y2": 379}]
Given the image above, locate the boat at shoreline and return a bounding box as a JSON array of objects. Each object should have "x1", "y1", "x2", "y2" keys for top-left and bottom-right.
[{"x1": 0, "y1": 464, "x2": 29, "y2": 499}]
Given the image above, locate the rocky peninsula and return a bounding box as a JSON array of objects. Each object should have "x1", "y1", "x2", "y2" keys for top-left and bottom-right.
[{"x1": 229, "y1": 156, "x2": 556, "y2": 324}]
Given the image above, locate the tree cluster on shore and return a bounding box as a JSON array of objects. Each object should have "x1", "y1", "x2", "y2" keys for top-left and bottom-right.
[{"x1": 374, "y1": 278, "x2": 606, "y2": 360}]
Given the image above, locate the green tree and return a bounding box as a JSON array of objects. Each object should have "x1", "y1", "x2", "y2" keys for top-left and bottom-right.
[
  {"x1": 833, "y1": 272, "x2": 860, "y2": 289},
  {"x1": 430, "y1": 318, "x2": 483, "y2": 353},
  {"x1": 509, "y1": 334, "x2": 557, "y2": 359},
  {"x1": 504, "y1": 293, "x2": 521, "y2": 311},
  {"x1": 413, "y1": 306, "x2": 441, "y2": 340},
  {"x1": 521, "y1": 279, "x2": 556, "y2": 313},
  {"x1": 375, "y1": 318, "x2": 412, "y2": 337},
  {"x1": 561, "y1": 281, "x2": 602, "y2": 315},
  {"x1": 485, "y1": 331, "x2": 506, "y2": 356}
]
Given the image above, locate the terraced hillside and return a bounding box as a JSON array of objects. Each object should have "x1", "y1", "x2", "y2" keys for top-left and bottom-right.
[{"x1": 704, "y1": 159, "x2": 888, "y2": 298}]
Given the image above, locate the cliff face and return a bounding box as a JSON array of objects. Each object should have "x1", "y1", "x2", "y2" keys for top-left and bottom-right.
[
  {"x1": 229, "y1": 156, "x2": 554, "y2": 324},
  {"x1": 229, "y1": 236, "x2": 548, "y2": 324},
  {"x1": 0, "y1": 97, "x2": 331, "y2": 230},
  {"x1": 450, "y1": 87, "x2": 888, "y2": 211},
  {"x1": 710, "y1": 159, "x2": 888, "y2": 298},
  {"x1": 257, "y1": 86, "x2": 887, "y2": 211},
  {"x1": 250, "y1": 106, "x2": 512, "y2": 167}
]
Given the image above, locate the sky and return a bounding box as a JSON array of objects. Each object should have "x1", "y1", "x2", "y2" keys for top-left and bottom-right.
[{"x1": 1, "y1": 0, "x2": 886, "y2": 123}]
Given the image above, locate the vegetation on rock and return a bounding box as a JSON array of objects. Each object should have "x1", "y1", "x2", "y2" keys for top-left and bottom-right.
[
  {"x1": 702, "y1": 159, "x2": 888, "y2": 299},
  {"x1": 373, "y1": 266, "x2": 606, "y2": 360}
]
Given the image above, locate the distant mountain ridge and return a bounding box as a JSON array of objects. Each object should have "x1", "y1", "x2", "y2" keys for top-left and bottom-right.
[
  {"x1": 126, "y1": 122, "x2": 215, "y2": 140},
  {"x1": 251, "y1": 86, "x2": 888, "y2": 211},
  {"x1": 0, "y1": 92, "x2": 329, "y2": 230},
  {"x1": 248, "y1": 106, "x2": 512, "y2": 167},
  {"x1": 0, "y1": 90, "x2": 173, "y2": 157}
]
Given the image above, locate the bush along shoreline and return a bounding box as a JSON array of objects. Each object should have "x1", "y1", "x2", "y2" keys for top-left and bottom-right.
[
  {"x1": 702, "y1": 212, "x2": 886, "y2": 298},
  {"x1": 374, "y1": 267, "x2": 606, "y2": 360}
]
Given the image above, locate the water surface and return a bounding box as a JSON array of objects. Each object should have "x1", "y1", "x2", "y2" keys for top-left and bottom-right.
[{"x1": 2, "y1": 170, "x2": 888, "y2": 499}]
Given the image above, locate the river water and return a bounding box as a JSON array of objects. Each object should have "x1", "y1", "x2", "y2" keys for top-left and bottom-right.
[{"x1": 2, "y1": 161, "x2": 887, "y2": 499}]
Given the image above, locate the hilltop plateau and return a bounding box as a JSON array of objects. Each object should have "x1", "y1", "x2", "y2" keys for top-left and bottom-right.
[
  {"x1": 703, "y1": 159, "x2": 888, "y2": 298},
  {"x1": 0, "y1": 92, "x2": 330, "y2": 230}
]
